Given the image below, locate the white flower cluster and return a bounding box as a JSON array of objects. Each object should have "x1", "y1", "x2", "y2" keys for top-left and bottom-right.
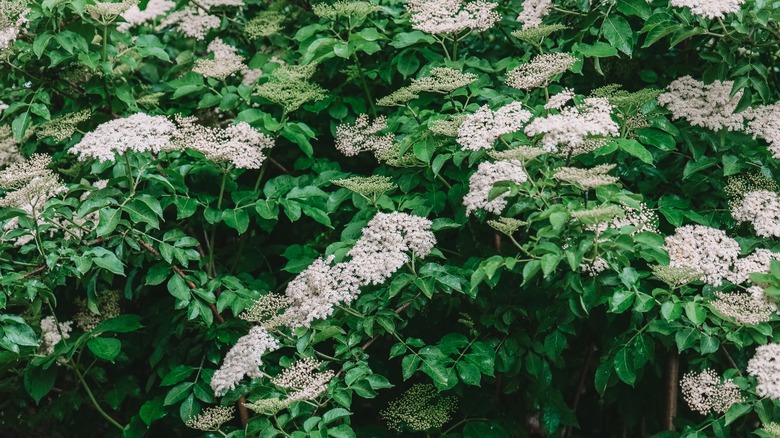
[
  {"x1": 241, "y1": 67, "x2": 263, "y2": 86},
  {"x1": 158, "y1": 7, "x2": 220, "y2": 40},
  {"x1": 194, "y1": 38, "x2": 246, "y2": 81},
  {"x1": 517, "y1": 0, "x2": 552, "y2": 30},
  {"x1": 748, "y1": 344, "x2": 780, "y2": 399},
  {"x1": 580, "y1": 257, "x2": 608, "y2": 276},
  {"x1": 210, "y1": 326, "x2": 280, "y2": 396},
  {"x1": 663, "y1": 225, "x2": 741, "y2": 287},
  {"x1": 526, "y1": 97, "x2": 619, "y2": 153},
  {"x1": 69, "y1": 113, "x2": 176, "y2": 162},
  {"x1": 583, "y1": 202, "x2": 659, "y2": 235},
  {"x1": 680, "y1": 369, "x2": 744, "y2": 415},
  {"x1": 406, "y1": 0, "x2": 500, "y2": 35},
  {"x1": 118, "y1": 0, "x2": 174, "y2": 32},
  {"x1": 0, "y1": 125, "x2": 22, "y2": 166},
  {"x1": 0, "y1": 0, "x2": 29, "y2": 51},
  {"x1": 712, "y1": 286, "x2": 776, "y2": 325},
  {"x1": 463, "y1": 160, "x2": 528, "y2": 215},
  {"x1": 731, "y1": 190, "x2": 780, "y2": 238},
  {"x1": 185, "y1": 405, "x2": 234, "y2": 431},
  {"x1": 669, "y1": 0, "x2": 745, "y2": 19},
  {"x1": 456, "y1": 102, "x2": 532, "y2": 151},
  {"x1": 213, "y1": 212, "x2": 435, "y2": 395},
  {"x1": 505, "y1": 53, "x2": 577, "y2": 90},
  {"x1": 657, "y1": 76, "x2": 744, "y2": 132},
  {"x1": 335, "y1": 114, "x2": 395, "y2": 157},
  {"x1": 730, "y1": 249, "x2": 780, "y2": 285},
  {"x1": 40, "y1": 316, "x2": 72, "y2": 355},
  {"x1": 545, "y1": 88, "x2": 575, "y2": 110},
  {"x1": 172, "y1": 116, "x2": 274, "y2": 169}
]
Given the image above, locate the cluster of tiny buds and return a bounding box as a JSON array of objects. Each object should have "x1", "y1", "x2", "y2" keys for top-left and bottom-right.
[
  {"x1": 185, "y1": 405, "x2": 235, "y2": 431},
  {"x1": 680, "y1": 369, "x2": 744, "y2": 415},
  {"x1": 711, "y1": 287, "x2": 776, "y2": 325},
  {"x1": 381, "y1": 384, "x2": 457, "y2": 432},
  {"x1": 553, "y1": 164, "x2": 619, "y2": 190}
]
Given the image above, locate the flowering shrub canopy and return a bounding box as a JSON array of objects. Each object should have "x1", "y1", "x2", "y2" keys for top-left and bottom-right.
[{"x1": 2, "y1": 0, "x2": 780, "y2": 437}]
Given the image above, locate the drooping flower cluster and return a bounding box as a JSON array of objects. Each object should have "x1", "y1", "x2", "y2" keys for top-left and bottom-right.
[
  {"x1": 254, "y1": 63, "x2": 327, "y2": 113},
  {"x1": 381, "y1": 384, "x2": 457, "y2": 431},
  {"x1": 456, "y1": 102, "x2": 532, "y2": 151},
  {"x1": 210, "y1": 326, "x2": 280, "y2": 396},
  {"x1": 0, "y1": 0, "x2": 29, "y2": 51},
  {"x1": 731, "y1": 190, "x2": 780, "y2": 237},
  {"x1": 117, "y1": 0, "x2": 174, "y2": 31},
  {"x1": 663, "y1": 225, "x2": 741, "y2": 287},
  {"x1": 669, "y1": 0, "x2": 745, "y2": 19},
  {"x1": 517, "y1": 0, "x2": 552, "y2": 30},
  {"x1": 40, "y1": 316, "x2": 72, "y2": 355},
  {"x1": 36, "y1": 109, "x2": 91, "y2": 143},
  {"x1": 657, "y1": 76, "x2": 744, "y2": 132},
  {"x1": 525, "y1": 98, "x2": 619, "y2": 153},
  {"x1": 680, "y1": 369, "x2": 744, "y2": 415},
  {"x1": 553, "y1": 164, "x2": 619, "y2": 190},
  {"x1": 283, "y1": 212, "x2": 436, "y2": 327},
  {"x1": 335, "y1": 115, "x2": 395, "y2": 157},
  {"x1": 405, "y1": 0, "x2": 500, "y2": 35},
  {"x1": 505, "y1": 53, "x2": 577, "y2": 90},
  {"x1": 711, "y1": 286, "x2": 776, "y2": 325},
  {"x1": 171, "y1": 116, "x2": 274, "y2": 169},
  {"x1": 74, "y1": 290, "x2": 122, "y2": 332},
  {"x1": 463, "y1": 160, "x2": 528, "y2": 215},
  {"x1": 748, "y1": 344, "x2": 780, "y2": 399},
  {"x1": 185, "y1": 406, "x2": 234, "y2": 431},
  {"x1": 193, "y1": 38, "x2": 246, "y2": 81},
  {"x1": 213, "y1": 213, "x2": 436, "y2": 395},
  {"x1": 158, "y1": 7, "x2": 220, "y2": 40},
  {"x1": 69, "y1": 113, "x2": 176, "y2": 162},
  {"x1": 271, "y1": 357, "x2": 335, "y2": 402}
]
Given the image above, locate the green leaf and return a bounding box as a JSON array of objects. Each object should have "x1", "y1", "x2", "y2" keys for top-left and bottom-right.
[
  {"x1": 613, "y1": 347, "x2": 636, "y2": 386},
  {"x1": 725, "y1": 403, "x2": 752, "y2": 426},
  {"x1": 222, "y1": 209, "x2": 250, "y2": 234},
  {"x1": 24, "y1": 365, "x2": 56, "y2": 404},
  {"x1": 87, "y1": 337, "x2": 122, "y2": 361},
  {"x1": 615, "y1": 139, "x2": 653, "y2": 164},
  {"x1": 577, "y1": 42, "x2": 618, "y2": 58},
  {"x1": 94, "y1": 314, "x2": 143, "y2": 334},
  {"x1": 12, "y1": 112, "x2": 31, "y2": 141},
  {"x1": 456, "y1": 361, "x2": 482, "y2": 386},
  {"x1": 163, "y1": 382, "x2": 194, "y2": 406},
  {"x1": 167, "y1": 275, "x2": 191, "y2": 301},
  {"x1": 161, "y1": 365, "x2": 196, "y2": 386},
  {"x1": 322, "y1": 408, "x2": 352, "y2": 425},
  {"x1": 602, "y1": 15, "x2": 634, "y2": 56},
  {"x1": 617, "y1": 0, "x2": 651, "y2": 19},
  {"x1": 139, "y1": 398, "x2": 166, "y2": 426},
  {"x1": 124, "y1": 199, "x2": 160, "y2": 229},
  {"x1": 96, "y1": 208, "x2": 121, "y2": 237}
]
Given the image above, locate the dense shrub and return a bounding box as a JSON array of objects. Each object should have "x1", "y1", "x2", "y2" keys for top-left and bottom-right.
[{"x1": 1, "y1": 0, "x2": 780, "y2": 436}]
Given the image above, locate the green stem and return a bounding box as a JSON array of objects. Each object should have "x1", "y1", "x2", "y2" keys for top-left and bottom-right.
[
  {"x1": 124, "y1": 154, "x2": 135, "y2": 195},
  {"x1": 102, "y1": 25, "x2": 108, "y2": 63},
  {"x1": 253, "y1": 160, "x2": 268, "y2": 193},
  {"x1": 73, "y1": 365, "x2": 125, "y2": 431},
  {"x1": 208, "y1": 171, "x2": 229, "y2": 275},
  {"x1": 352, "y1": 53, "x2": 377, "y2": 117}
]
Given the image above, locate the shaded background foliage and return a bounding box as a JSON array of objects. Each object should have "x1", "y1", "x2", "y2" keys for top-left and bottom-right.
[{"x1": 1, "y1": 0, "x2": 780, "y2": 437}]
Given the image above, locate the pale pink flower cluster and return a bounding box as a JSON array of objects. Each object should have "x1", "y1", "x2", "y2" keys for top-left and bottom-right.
[
  {"x1": 669, "y1": 0, "x2": 745, "y2": 19},
  {"x1": 335, "y1": 114, "x2": 394, "y2": 157},
  {"x1": 457, "y1": 102, "x2": 532, "y2": 151},
  {"x1": 40, "y1": 316, "x2": 73, "y2": 355},
  {"x1": 241, "y1": 68, "x2": 263, "y2": 86},
  {"x1": 729, "y1": 249, "x2": 780, "y2": 285},
  {"x1": 463, "y1": 160, "x2": 528, "y2": 215},
  {"x1": 525, "y1": 97, "x2": 619, "y2": 153},
  {"x1": 748, "y1": 344, "x2": 780, "y2": 399},
  {"x1": 185, "y1": 406, "x2": 234, "y2": 431},
  {"x1": 172, "y1": 116, "x2": 274, "y2": 169},
  {"x1": 680, "y1": 369, "x2": 744, "y2": 415},
  {"x1": 69, "y1": 113, "x2": 176, "y2": 162},
  {"x1": 580, "y1": 257, "x2": 608, "y2": 276},
  {"x1": 544, "y1": 88, "x2": 575, "y2": 110},
  {"x1": 731, "y1": 190, "x2": 780, "y2": 238},
  {"x1": 118, "y1": 0, "x2": 174, "y2": 32},
  {"x1": 743, "y1": 102, "x2": 780, "y2": 158},
  {"x1": 657, "y1": 76, "x2": 744, "y2": 132},
  {"x1": 406, "y1": 0, "x2": 500, "y2": 34},
  {"x1": 211, "y1": 326, "x2": 280, "y2": 396},
  {"x1": 517, "y1": 0, "x2": 552, "y2": 30},
  {"x1": 193, "y1": 38, "x2": 246, "y2": 80},
  {"x1": 158, "y1": 7, "x2": 220, "y2": 40}
]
